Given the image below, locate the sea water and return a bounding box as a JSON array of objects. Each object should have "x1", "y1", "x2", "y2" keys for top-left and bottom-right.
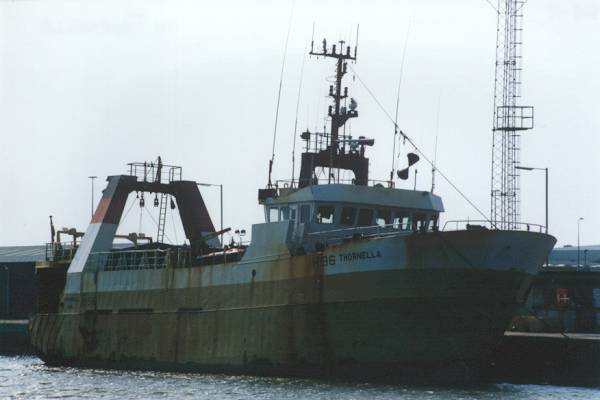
[{"x1": 1, "y1": 356, "x2": 598, "y2": 399}]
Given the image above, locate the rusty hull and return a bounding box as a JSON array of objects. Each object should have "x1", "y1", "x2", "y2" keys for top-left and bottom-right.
[{"x1": 30, "y1": 229, "x2": 555, "y2": 380}]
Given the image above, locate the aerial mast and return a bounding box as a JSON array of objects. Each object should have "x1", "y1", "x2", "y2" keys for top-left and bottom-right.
[
  {"x1": 285, "y1": 31, "x2": 374, "y2": 191},
  {"x1": 309, "y1": 38, "x2": 358, "y2": 178},
  {"x1": 490, "y1": 0, "x2": 534, "y2": 230}
]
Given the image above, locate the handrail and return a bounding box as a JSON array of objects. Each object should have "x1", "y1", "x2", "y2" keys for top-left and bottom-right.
[
  {"x1": 307, "y1": 223, "x2": 413, "y2": 236},
  {"x1": 306, "y1": 223, "x2": 427, "y2": 244},
  {"x1": 308, "y1": 219, "x2": 547, "y2": 240},
  {"x1": 127, "y1": 162, "x2": 182, "y2": 183},
  {"x1": 85, "y1": 248, "x2": 192, "y2": 271},
  {"x1": 442, "y1": 220, "x2": 546, "y2": 233},
  {"x1": 45, "y1": 242, "x2": 78, "y2": 262},
  {"x1": 274, "y1": 178, "x2": 395, "y2": 189},
  {"x1": 91, "y1": 248, "x2": 170, "y2": 255}
]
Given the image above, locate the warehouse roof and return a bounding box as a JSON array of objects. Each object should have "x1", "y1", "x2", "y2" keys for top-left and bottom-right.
[
  {"x1": 0, "y1": 246, "x2": 46, "y2": 263},
  {"x1": 0, "y1": 243, "x2": 135, "y2": 264}
]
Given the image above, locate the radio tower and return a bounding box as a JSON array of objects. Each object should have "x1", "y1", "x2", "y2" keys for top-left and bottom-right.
[{"x1": 490, "y1": 0, "x2": 534, "y2": 230}]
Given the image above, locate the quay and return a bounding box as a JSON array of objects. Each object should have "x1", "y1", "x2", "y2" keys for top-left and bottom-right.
[
  {"x1": 0, "y1": 319, "x2": 31, "y2": 354},
  {"x1": 492, "y1": 331, "x2": 600, "y2": 385}
]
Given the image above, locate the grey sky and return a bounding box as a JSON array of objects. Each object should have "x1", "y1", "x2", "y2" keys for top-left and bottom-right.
[{"x1": 0, "y1": 0, "x2": 598, "y2": 246}]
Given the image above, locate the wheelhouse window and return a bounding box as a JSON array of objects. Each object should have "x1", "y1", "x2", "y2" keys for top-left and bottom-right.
[
  {"x1": 299, "y1": 204, "x2": 311, "y2": 223},
  {"x1": 430, "y1": 214, "x2": 439, "y2": 230},
  {"x1": 269, "y1": 207, "x2": 279, "y2": 222},
  {"x1": 413, "y1": 213, "x2": 428, "y2": 231},
  {"x1": 290, "y1": 206, "x2": 297, "y2": 221},
  {"x1": 316, "y1": 205, "x2": 335, "y2": 224},
  {"x1": 340, "y1": 207, "x2": 357, "y2": 225},
  {"x1": 376, "y1": 209, "x2": 392, "y2": 227},
  {"x1": 280, "y1": 206, "x2": 290, "y2": 221},
  {"x1": 357, "y1": 208, "x2": 374, "y2": 226},
  {"x1": 393, "y1": 212, "x2": 411, "y2": 230}
]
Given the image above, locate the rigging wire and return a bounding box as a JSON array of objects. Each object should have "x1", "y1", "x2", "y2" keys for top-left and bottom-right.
[
  {"x1": 121, "y1": 196, "x2": 137, "y2": 224},
  {"x1": 268, "y1": 1, "x2": 295, "y2": 188},
  {"x1": 482, "y1": 0, "x2": 499, "y2": 13},
  {"x1": 291, "y1": 51, "x2": 307, "y2": 187},
  {"x1": 349, "y1": 64, "x2": 491, "y2": 223},
  {"x1": 516, "y1": 0, "x2": 529, "y2": 12},
  {"x1": 390, "y1": 23, "x2": 411, "y2": 186},
  {"x1": 143, "y1": 206, "x2": 173, "y2": 244}
]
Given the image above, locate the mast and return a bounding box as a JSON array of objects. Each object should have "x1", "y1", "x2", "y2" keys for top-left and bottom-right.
[
  {"x1": 258, "y1": 32, "x2": 375, "y2": 200},
  {"x1": 294, "y1": 35, "x2": 373, "y2": 189},
  {"x1": 490, "y1": 0, "x2": 534, "y2": 230},
  {"x1": 309, "y1": 39, "x2": 357, "y2": 148}
]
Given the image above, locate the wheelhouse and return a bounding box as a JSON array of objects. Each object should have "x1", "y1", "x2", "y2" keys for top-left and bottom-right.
[{"x1": 259, "y1": 184, "x2": 444, "y2": 235}]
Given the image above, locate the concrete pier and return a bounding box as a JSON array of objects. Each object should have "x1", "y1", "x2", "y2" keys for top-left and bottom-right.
[
  {"x1": 491, "y1": 331, "x2": 600, "y2": 385},
  {"x1": 0, "y1": 319, "x2": 32, "y2": 354}
]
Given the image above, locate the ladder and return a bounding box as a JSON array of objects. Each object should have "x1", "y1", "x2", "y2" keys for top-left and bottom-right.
[{"x1": 156, "y1": 193, "x2": 168, "y2": 243}]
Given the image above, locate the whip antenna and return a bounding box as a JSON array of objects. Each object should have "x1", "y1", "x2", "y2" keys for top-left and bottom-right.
[
  {"x1": 354, "y1": 24, "x2": 359, "y2": 59},
  {"x1": 291, "y1": 52, "x2": 307, "y2": 187},
  {"x1": 267, "y1": 2, "x2": 294, "y2": 188},
  {"x1": 389, "y1": 23, "x2": 411, "y2": 187},
  {"x1": 310, "y1": 21, "x2": 315, "y2": 53},
  {"x1": 431, "y1": 96, "x2": 441, "y2": 193}
]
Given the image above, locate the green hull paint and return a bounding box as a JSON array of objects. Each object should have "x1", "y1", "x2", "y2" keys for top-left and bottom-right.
[{"x1": 31, "y1": 269, "x2": 530, "y2": 378}]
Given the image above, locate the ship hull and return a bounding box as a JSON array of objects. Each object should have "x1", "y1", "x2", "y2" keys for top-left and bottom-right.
[
  {"x1": 31, "y1": 270, "x2": 530, "y2": 381},
  {"x1": 30, "y1": 230, "x2": 555, "y2": 381}
]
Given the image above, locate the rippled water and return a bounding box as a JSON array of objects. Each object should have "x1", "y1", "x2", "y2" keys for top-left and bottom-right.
[{"x1": 1, "y1": 356, "x2": 599, "y2": 399}]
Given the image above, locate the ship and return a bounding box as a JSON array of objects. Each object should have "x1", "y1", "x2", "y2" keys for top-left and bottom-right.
[{"x1": 30, "y1": 38, "x2": 556, "y2": 381}]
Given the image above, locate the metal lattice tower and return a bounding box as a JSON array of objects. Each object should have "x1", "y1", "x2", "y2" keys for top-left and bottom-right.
[{"x1": 490, "y1": 0, "x2": 534, "y2": 230}]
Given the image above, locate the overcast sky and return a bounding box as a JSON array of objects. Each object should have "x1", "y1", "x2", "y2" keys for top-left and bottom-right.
[{"x1": 0, "y1": 0, "x2": 598, "y2": 247}]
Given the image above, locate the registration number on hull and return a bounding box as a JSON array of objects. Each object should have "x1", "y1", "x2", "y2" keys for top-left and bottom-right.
[{"x1": 314, "y1": 250, "x2": 383, "y2": 267}]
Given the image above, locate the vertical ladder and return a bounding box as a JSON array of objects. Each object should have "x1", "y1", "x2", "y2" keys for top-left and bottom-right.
[{"x1": 156, "y1": 193, "x2": 168, "y2": 243}]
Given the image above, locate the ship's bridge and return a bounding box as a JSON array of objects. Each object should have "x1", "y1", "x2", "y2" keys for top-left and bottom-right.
[{"x1": 259, "y1": 184, "x2": 444, "y2": 235}]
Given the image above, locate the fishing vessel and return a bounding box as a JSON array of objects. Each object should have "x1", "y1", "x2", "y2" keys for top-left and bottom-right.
[{"x1": 30, "y1": 38, "x2": 555, "y2": 380}]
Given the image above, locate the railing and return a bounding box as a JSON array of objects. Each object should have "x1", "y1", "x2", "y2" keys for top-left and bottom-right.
[
  {"x1": 127, "y1": 161, "x2": 183, "y2": 183},
  {"x1": 45, "y1": 242, "x2": 78, "y2": 262},
  {"x1": 307, "y1": 223, "x2": 427, "y2": 243},
  {"x1": 85, "y1": 248, "x2": 192, "y2": 272},
  {"x1": 195, "y1": 247, "x2": 246, "y2": 266},
  {"x1": 442, "y1": 220, "x2": 546, "y2": 233},
  {"x1": 307, "y1": 219, "x2": 546, "y2": 245},
  {"x1": 274, "y1": 178, "x2": 393, "y2": 190},
  {"x1": 495, "y1": 105, "x2": 534, "y2": 131}
]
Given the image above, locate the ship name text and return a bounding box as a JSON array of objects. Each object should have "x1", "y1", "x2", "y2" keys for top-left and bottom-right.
[{"x1": 315, "y1": 250, "x2": 382, "y2": 267}]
